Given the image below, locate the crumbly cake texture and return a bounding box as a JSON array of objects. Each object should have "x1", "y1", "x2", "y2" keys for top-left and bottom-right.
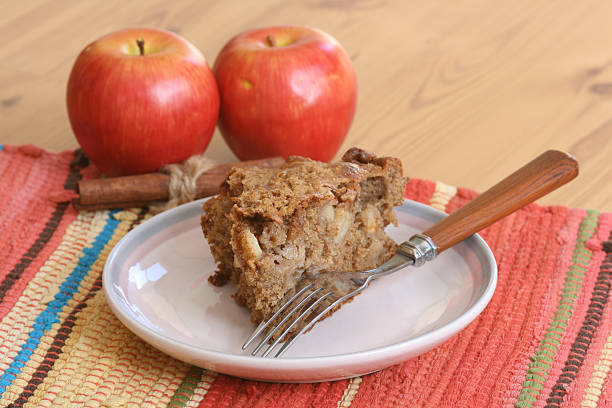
[{"x1": 201, "y1": 147, "x2": 406, "y2": 324}]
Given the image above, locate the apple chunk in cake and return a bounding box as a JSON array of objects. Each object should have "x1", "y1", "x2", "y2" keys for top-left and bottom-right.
[{"x1": 201, "y1": 147, "x2": 406, "y2": 324}]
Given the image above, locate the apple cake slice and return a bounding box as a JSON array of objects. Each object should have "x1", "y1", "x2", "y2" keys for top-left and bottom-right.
[{"x1": 201, "y1": 147, "x2": 406, "y2": 325}]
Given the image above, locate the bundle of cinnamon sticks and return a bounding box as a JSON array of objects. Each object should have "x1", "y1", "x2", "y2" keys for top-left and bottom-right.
[{"x1": 73, "y1": 157, "x2": 284, "y2": 211}]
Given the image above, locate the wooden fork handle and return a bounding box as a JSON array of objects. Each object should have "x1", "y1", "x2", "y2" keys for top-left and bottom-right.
[{"x1": 422, "y1": 150, "x2": 578, "y2": 254}]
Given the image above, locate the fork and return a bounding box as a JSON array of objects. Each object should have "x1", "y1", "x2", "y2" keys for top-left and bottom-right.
[{"x1": 243, "y1": 150, "x2": 579, "y2": 358}]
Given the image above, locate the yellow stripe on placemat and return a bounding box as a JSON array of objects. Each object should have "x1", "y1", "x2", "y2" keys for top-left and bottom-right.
[
  {"x1": 0, "y1": 211, "x2": 104, "y2": 404},
  {"x1": 429, "y1": 181, "x2": 457, "y2": 212},
  {"x1": 23, "y1": 211, "x2": 192, "y2": 407},
  {"x1": 20, "y1": 210, "x2": 138, "y2": 407},
  {"x1": 337, "y1": 376, "x2": 363, "y2": 407},
  {"x1": 63, "y1": 294, "x2": 190, "y2": 408},
  {"x1": 580, "y1": 330, "x2": 612, "y2": 407}
]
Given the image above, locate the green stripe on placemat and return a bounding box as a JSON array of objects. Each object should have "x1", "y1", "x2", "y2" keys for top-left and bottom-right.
[{"x1": 167, "y1": 366, "x2": 204, "y2": 408}]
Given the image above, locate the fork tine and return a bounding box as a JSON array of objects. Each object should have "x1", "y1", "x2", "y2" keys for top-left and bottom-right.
[
  {"x1": 250, "y1": 287, "x2": 325, "y2": 355},
  {"x1": 244, "y1": 270, "x2": 382, "y2": 357},
  {"x1": 274, "y1": 275, "x2": 377, "y2": 357},
  {"x1": 261, "y1": 290, "x2": 335, "y2": 357},
  {"x1": 242, "y1": 283, "x2": 314, "y2": 350}
]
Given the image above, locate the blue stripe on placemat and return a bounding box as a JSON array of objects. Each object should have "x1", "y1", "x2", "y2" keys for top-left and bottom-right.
[{"x1": 0, "y1": 210, "x2": 121, "y2": 396}]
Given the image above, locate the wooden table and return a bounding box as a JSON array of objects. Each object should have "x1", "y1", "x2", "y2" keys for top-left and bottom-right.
[{"x1": 2, "y1": 1, "x2": 611, "y2": 211}]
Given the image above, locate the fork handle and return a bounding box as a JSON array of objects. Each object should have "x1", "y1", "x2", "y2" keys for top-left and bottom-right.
[{"x1": 422, "y1": 150, "x2": 578, "y2": 254}]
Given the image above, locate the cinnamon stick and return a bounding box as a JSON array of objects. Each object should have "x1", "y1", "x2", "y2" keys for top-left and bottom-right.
[{"x1": 73, "y1": 156, "x2": 285, "y2": 211}]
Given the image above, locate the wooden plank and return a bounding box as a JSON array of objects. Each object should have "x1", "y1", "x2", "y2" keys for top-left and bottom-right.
[{"x1": 1, "y1": 0, "x2": 611, "y2": 210}]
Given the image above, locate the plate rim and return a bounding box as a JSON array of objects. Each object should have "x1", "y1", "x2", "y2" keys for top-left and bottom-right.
[{"x1": 103, "y1": 198, "x2": 497, "y2": 374}]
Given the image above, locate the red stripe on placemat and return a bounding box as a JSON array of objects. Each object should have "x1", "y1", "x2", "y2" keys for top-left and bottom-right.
[
  {"x1": 488, "y1": 207, "x2": 571, "y2": 407},
  {"x1": 451, "y1": 206, "x2": 545, "y2": 406},
  {"x1": 0, "y1": 147, "x2": 57, "y2": 281},
  {"x1": 472, "y1": 206, "x2": 569, "y2": 407},
  {"x1": 197, "y1": 375, "x2": 349, "y2": 408},
  {"x1": 404, "y1": 178, "x2": 436, "y2": 205},
  {"x1": 0, "y1": 147, "x2": 85, "y2": 320},
  {"x1": 445, "y1": 186, "x2": 477, "y2": 213},
  {"x1": 425, "y1": 210, "x2": 528, "y2": 407}
]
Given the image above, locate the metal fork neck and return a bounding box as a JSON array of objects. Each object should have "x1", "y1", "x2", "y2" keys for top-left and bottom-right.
[{"x1": 397, "y1": 234, "x2": 438, "y2": 267}]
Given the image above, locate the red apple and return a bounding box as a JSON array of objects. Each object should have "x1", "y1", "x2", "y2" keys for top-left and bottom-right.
[
  {"x1": 213, "y1": 25, "x2": 357, "y2": 162},
  {"x1": 67, "y1": 28, "x2": 219, "y2": 176}
]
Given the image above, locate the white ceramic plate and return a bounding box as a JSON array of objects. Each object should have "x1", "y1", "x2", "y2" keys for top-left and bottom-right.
[{"x1": 103, "y1": 198, "x2": 497, "y2": 382}]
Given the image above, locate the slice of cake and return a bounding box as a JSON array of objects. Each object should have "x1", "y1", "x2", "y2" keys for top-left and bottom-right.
[{"x1": 201, "y1": 147, "x2": 406, "y2": 325}]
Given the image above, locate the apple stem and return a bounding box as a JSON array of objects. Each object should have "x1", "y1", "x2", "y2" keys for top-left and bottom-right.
[
  {"x1": 136, "y1": 38, "x2": 145, "y2": 55},
  {"x1": 265, "y1": 34, "x2": 276, "y2": 47}
]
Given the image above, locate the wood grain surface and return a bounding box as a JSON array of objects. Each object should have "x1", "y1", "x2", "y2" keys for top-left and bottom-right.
[{"x1": 1, "y1": 1, "x2": 611, "y2": 210}]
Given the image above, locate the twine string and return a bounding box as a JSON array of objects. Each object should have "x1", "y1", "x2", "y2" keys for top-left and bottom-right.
[{"x1": 149, "y1": 153, "x2": 216, "y2": 214}]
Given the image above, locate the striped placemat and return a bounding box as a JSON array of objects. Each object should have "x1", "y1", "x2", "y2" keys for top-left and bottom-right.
[{"x1": 0, "y1": 145, "x2": 611, "y2": 408}]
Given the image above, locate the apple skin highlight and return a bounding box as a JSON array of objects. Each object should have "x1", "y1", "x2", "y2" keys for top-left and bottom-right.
[
  {"x1": 213, "y1": 25, "x2": 357, "y2": 162},
  {"x1": 67, "y1": 28, "x2": 219, "y2": 176}
]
